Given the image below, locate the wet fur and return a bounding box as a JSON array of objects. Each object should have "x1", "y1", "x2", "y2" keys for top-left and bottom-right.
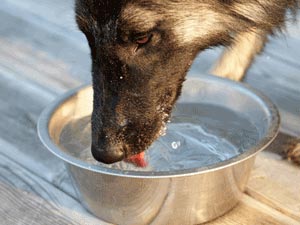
[{"x1": 75, "y1": 0, "x2": 300, "y2": 164}]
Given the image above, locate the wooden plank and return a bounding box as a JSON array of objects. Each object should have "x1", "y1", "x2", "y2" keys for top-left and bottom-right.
[
  {"x1": 1, "y1": 0, "x2": 85, "y2": 52},
  {"x1": 206, "y1": 195, "x2": 300, "y2": 225},
  {"x1": 0, "y1": 69, "x2": 105, "y2": 224},
  {"x1": 191, "y1": 34, "x2": 300, "y2": 136},
  {"x1": 0, "y1": 0, "x2": 87, "y2": 203},
  {"x1": 0, "y1": 1, "x2": 299, "y2": 224},
  {"x1": 244, "y1": 46, "x2": 300, "y2": 136},
  {"x1": 247, "y1": 150, "x2": 300, "y2": 221},
  {"x1": 0, "y1": 37, "x2": 81, "y2": 94},
  {"x1": 0, "y1": 71, "x2": 77, "y2": 197},
  {"x1": 0, "y1": 150, "x2": 109, "y2": 225},
  {"x1": 190, "y1": 17, "x2": 300, "y2": 136},
  {"x1": 0, "y1": 2, "x2": 91, "y2": 84},
  {"x1": 207, "y1": 133, "x2": 300, "y2": 224},
  {"x1": 2, "y1": 0, "x2": 78, "y2": 36},
  {"x1": 0, "y1": 183, "x2": 77, "y2": 225}
]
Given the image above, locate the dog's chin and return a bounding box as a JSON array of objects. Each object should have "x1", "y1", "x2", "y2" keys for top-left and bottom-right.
[
  {"x1": 159, "y1": 111, "x2": 171, "y2": 136},
  {"x1": 122, "y1": 112, "x2": 171, "y2": 159},
  {"x1": 123, "y1": 136, "x2": 157, "y2": 159}
]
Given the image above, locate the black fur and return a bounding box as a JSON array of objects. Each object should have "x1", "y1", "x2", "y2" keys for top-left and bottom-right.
[{"x1": 75, "y1": 0, "x2": 299, "y2": 163}]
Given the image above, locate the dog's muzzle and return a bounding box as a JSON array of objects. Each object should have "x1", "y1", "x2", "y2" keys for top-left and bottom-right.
[{"x1": 91, "y1": 143, "x2": 125, "y2": 164}]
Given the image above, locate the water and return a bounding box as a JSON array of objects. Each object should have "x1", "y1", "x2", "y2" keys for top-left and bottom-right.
[{"x1": 59, "y1": 103, "x2": 260, "y2": 172}]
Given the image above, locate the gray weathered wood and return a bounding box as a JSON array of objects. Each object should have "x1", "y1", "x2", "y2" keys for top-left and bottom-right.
[
  {"x1": 0, "y1": 183, "x2": 77, "y2": 225},
  {"x1": 0, "y1": 70, "x2": 80, "y2": 198},
  {"x1": 0, "y1": 0, "x2": 299, "y2": 224},
  {"x1": 206, "y1": 195, "x2": 300, "y2": 225},
  {"x1": 0, "y1": 0, "x2": 91, "y2": 85},
  {"x1": 191, "y1": 35, "x2": 300, "y2": 136},
  {"x1": 247, "y1": 151, "x2": 300, "y2": 221},
  {"x1": 0, "y1": 148, "x2": 109, "y2": 225}
]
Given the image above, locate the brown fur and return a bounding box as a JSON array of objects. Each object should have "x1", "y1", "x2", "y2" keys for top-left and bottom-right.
[{"x1": 75, "y1": 0, "x2": 300, "y2": 164}]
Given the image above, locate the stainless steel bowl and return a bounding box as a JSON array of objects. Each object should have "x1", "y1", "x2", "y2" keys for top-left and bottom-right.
[{"x1": 38, "y1": 75, "x2": 280, "y2": 225}]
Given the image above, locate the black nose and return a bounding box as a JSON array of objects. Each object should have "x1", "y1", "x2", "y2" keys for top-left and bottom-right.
[{"x1": 91, "y1": 144, "x2": 125, "y2": 164}]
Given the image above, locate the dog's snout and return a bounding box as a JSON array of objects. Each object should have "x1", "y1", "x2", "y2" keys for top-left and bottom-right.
[{"x1": 91, "y1": 143, "x2": 125, "y2": 164}]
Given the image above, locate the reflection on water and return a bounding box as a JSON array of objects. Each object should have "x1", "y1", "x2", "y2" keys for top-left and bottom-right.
[{"x1": 59, "y1": 104, "x2": 259, "y2": 171}]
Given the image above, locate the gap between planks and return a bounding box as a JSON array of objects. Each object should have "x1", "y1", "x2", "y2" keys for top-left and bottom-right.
[
  {"x1": 206, "y1": 195, "x2": 300, "y2": 225},
  {"x1": 0, "y1": 150, "x2": 109, "y2": 225},
  {"x1": 247, "y1": 152, "x2": 300, "y2": 221}
]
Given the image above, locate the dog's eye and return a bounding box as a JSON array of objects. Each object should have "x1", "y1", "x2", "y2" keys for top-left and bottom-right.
[
  {"x1": 134, "y1": 34, "x2": 152, "y2": 46},
  {"x1": 136, "y1": 36, "x2": 150, "y2": 44},
  {"x1": 131, "y1": 33, "x2": 153, "y2": 53}
]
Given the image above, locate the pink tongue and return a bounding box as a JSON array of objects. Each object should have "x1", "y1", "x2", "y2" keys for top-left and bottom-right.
[{"x1": 126, "y1": 152, "x2": 148, "y2": 168}]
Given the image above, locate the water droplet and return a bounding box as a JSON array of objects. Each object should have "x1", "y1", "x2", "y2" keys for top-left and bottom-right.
[
  {"x1": 159, "y1": 123, "x2": 167, "y2": 136},
  {"x1": 171, "y1": 141, "x2": 181, "y2": 149},
  {"x1": 59, "y1": 104, "x2": 259, "y2": 172}
]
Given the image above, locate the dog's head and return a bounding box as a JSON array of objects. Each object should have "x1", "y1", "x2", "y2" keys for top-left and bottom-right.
[{"x1": 75, "y1": 0, "x2": 233, "y2": 163}]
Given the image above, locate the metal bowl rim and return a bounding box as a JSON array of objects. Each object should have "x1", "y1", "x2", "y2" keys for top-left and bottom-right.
[{"x1": 37, "y1": 74, "x2": 280, "y2": 179}]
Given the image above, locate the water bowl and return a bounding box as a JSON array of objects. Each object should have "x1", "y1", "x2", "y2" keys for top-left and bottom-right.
[{"x1": 38, "y1": 75, "x2": 279, "y2": 225}]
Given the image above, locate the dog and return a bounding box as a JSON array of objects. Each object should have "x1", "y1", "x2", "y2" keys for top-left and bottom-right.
[{"x1": 75, "y1": 0, "x2": 300, "y2": 164}]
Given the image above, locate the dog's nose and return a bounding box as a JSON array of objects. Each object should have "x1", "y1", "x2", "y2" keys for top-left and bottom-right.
[{"x1": 91, "y1": 143, "x2": 125, "y2": 164}]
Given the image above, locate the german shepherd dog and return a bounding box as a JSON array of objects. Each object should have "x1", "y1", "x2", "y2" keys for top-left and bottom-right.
[{"x1": 75, "y1": 0, "x2": 300, "y2": 164}]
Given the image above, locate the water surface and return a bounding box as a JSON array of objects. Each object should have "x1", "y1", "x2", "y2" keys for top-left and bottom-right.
[{"x1": 59, "y1": 103, "x2": 259, "y2": 171}]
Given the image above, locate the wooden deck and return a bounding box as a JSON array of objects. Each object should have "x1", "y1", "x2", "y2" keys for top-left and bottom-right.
[{"x1": 0, "y1": 0, "x2": 299, "y2": 224}]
